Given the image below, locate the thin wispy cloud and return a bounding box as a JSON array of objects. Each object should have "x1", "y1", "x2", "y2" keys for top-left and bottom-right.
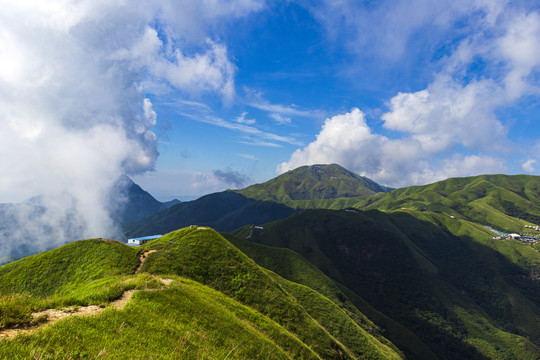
[
  {"x1": 179, "y1": 112, "x2": 301, "y2": 146},
  {"x1": 236, "y1": 112, "x2": 256, "y2": 125},
  {"x1": 240, "y1": 139, "x2": 282, "y2": 147},
  {"x1": 269, "y1": 113, "x2": 292, "y2": 125},
  {"x1": 239, "y1": 153, "x2": 258, "y2": 160},
  {"x1": 244, "y1": 87, "x2": 322, "y2": 118},
  {"x1": 172, "y1": 99, "x2": 212, "y2": 111},
  {"x1": 248, "y1": 100, "x2": 319, "y2": 117}
]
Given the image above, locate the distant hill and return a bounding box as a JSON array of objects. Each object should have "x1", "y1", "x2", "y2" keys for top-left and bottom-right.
[
  {"x1": 0, "y1": 227, "x2": 401, "y2": 359},
  {"x1": 0, "y1": 177, "x2": 178, "y2": 264},
  {"x1": 232, "y1": 208, "x2": 540, "y2": 359},
  {"x1": 124, "y1": 191, "x2": 295, "y2": 237},
  {"x1": 238, "y1": 164, "x2": 393, "y2": 209},
  {"x1": 358, "y1": 174, "x2": 540, "y2": 233},
  {"x1": 125, "y1": 164, "x2": 392, "y2": 237},
  {"x1": 112, "y1": 176, "x2": 180, "y2": 225}
]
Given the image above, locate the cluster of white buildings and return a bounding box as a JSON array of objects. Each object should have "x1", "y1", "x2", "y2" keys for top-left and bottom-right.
[{"x1": 525, "y1": 225, "x2": 540, "y2": 231}]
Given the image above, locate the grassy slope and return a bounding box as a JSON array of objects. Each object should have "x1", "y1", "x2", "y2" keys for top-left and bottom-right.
[
  {"x1": 359, "y1": 174, "x2": 540, "y2": 233},
  {"x1": 140, "y1": 227, "x2": 401, "y2": 359},
  {"x1": 268, "y1": 272, "x2": 401, "y2": 360},
  {"x1": 231, "y1": 209, "x2": 540, "y2": 360},
  {"x1": 0, "y1": 228, "x2": 402, "y2": 359},
  {"x1": 1, "y1": 277, "x2": 320, "y2": 360},
  {"x1": 225, "y1": 233, "x2": 439, "y2": 359},
  {"x1": 238, "y1": 164, "x2": 389, "y2": 209},
  {"x1": 224, "y1": 234, "x2": 403, "y2": 358},
  {"x1": 0, "y1": 238, "x2": 139, "y2": 297}
]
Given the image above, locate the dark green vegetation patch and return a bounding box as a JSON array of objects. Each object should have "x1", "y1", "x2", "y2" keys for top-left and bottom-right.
[{"x1": 232, "y1": 207, "x2": 540, "y2": 359}]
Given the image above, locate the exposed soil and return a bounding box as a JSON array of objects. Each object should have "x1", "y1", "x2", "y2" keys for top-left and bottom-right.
[
  {"x1": 135, "y1": 250, "x2": 158, "y2": 274},
  {"x1": 0, "y1": 305, "x2": 105, "y2": 340},
  {"x1": 0, "y1": 277, "x2": 173, "y2": 340},
  {"x1": 160, "y1": 278, "x2": 173, "y2": 286}
]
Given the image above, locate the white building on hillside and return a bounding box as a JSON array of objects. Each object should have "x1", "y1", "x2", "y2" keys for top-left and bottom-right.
[{"x1": 127, "y1": 235, "x2": 162, "y2": 246}]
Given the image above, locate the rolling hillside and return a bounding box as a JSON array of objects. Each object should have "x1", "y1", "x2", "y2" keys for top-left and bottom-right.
[
  {"x1": 239, "y1": 164, "x2": 393, "y2": 209},
  {"x1": 232, "y1": 209, "x2": 540, "y2": 360},
  {"x1": 124, "y1": 164, "x2": 392, "y2": 238},
  {"x1": 124, "y1": 191, "x2": 295, "y2": 237},
  {"x1": 358, "y1": 174, "x2": 540, "y2": 233},
  {"x1": 6, "y1": 165, "x2": 540, "y2": 359},
  {"x1": 0, "y1": 227, "x2": 401, "y2": 359}
]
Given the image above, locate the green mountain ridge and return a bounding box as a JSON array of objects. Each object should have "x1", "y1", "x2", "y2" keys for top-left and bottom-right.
[
  {"x1": 239, "y1": 164, "x2": 393, "y2": 209},
  {"x1": 0, "y1": 228, "x2": 401, "y2": 359},
  {"x1": 125, "y1": 191, "x2": 296, "y2": 237},
  {"x1": 358, "y1": 174, "x2": 540, "y2": 233},
  {"x1": 232, "y1": 208, "x2": 540, "y2": 359},
  {"x1": 125, "y1": 164, "x2": 392, "y2": 238}
]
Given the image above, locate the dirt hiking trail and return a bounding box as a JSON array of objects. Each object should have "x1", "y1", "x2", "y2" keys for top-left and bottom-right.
[{"x1": 0, "y1": 277, "x2": 172, "y2": 340}]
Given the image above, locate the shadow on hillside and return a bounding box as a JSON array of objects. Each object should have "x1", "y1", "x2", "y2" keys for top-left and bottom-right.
[
  {"x1": 235, "y1": 209, "x2": 540, "y2": 360},
  {"x1": 124, "y1": 191, "x2": 297, "y2": 238}
]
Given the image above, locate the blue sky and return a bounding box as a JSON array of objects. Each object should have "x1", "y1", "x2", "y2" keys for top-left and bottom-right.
[
  {"x1": 129, "y1": 0, "x2": 540, "y2": 200},
  {"x1": 3, "y1": 0, "x2": 540, "y2": 204}
]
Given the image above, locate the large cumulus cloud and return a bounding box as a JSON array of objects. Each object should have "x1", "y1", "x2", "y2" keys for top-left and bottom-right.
[
  {"x1": 0, "y1": 0, "x2": 262, "y2": 259},
  {"x1": 279, "y1": 1, "x2": 540, "y2": 186}
]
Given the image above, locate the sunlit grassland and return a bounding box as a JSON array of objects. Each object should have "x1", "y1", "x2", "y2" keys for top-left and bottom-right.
[
  {"x1": 140, "y1": 227, "x2": 401, "y2": 359},
  {"x1": 0, "y1": 278, "x2": 318, "y2": 359},
  {"x1": 0, "y1": 226, "x2": 403, "y2": 359}
]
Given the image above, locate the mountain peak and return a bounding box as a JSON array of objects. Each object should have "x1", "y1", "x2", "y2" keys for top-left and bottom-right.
[{"x1": 239, "y1": 164, "x2": 391, "y2": 206}]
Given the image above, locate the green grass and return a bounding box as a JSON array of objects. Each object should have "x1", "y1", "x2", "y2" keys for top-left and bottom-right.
[
  {"x1": 0, "y1": 227, "x2": 404, "y2": 359},
  {"x1": 139, "y1": 227, "x2": 402, "y2": 359},
  {"x1": 0, "y1": 238, "x2": 142, "y2": 331},
  {"x1": 0, "y1": 274, "x2": 165, "y2": 331},
  {"x1": 358, "y1": 174, "x2": 540, "y2": 233},
  {"x1": 0, "y1": 278, "x2": 320, "y2": 359},
  {"x1": 238, "y1": 164, "x2": 390, "y2": 209},
  {"x1": 267, "y1": 271, "x2": 402, "y2": 359},
  {"x1": 233, "y1": 208, "x2": 540, "y2": 359},
  {"x1": 0, "y1": 238, "x2": 139, "y2": 297},
  {"x1": 225, "y1": 233, "x2": 403, "y2": 358}
]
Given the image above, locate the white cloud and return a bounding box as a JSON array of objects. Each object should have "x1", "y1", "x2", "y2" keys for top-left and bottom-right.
[
  {"x1": 276, "y1": 108, "x2": 388, "y2": 176},
  {"x1": 305, "y1": 0, "x2": 474, "y2": 60},
  {"x1": 382, "y1": 75, "x2": 507, "y2": 153},
  {"x1": 0, "y1": 0, "x2": 262, "y2": 258},
  {"x1": 497, "y1": 11, "x2": 540, "y2": 99},
  {"x1": 269, "y1": 113, "x2": 292, "y2": 124},
  {"x1": 279, "y1": 1, "x2": 540, "y2": 186},
  {"x1": 276, "y1": 108, "x2": 507, "y2": 187},
  {"x1": 236, "y1": 112, "x2": 256, "y2": 125},
  {"x1": 436, "y1": 154, "x2": 505, "y2": 179},
  {"x1": 113, "y1": 28, "x2": 237, "y2": 102},
  {"x1": 522, "y1": 159, "x2": 537, "y2": 173}
]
